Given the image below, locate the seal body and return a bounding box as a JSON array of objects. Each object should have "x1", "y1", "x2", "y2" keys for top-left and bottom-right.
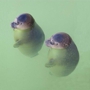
[
  {"x1": 45, "y1": 32, "x2": 79, "y2": 77},
  {"x1": 11, "y1": 13, "x2": 45, "y2": 57}
]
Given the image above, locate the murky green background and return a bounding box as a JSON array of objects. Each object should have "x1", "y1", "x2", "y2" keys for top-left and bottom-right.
[{"x1": 0, "y1": 0, "x2": 90, "y2": 90}]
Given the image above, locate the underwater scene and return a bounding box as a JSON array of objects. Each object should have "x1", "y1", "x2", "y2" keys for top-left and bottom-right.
[{"x1": 0, "y1": 0, "x2": 90, "y2": 90}]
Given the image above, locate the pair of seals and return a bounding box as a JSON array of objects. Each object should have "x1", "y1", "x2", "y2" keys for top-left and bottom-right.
[{"x1": 11, "y1": 13, "x2": 79, "y2": 77}]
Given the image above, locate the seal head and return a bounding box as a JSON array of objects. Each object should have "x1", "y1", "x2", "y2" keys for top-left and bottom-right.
[
  {"x1": 11, "y1": 13, "x2": 35, "y2": 30},
  {"x1": 45, "y1": 32, "x2": 72, "y2": 49}
]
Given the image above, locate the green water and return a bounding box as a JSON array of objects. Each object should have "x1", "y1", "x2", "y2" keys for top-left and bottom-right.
[{"x1": 0, "y1": 0, "x2": 90, "y2": 90}]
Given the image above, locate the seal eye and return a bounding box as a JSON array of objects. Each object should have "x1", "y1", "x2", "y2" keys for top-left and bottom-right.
[
  {"x1": 55, "y1": 42, "x2": 59, "y2": 45},
  {"x1": 15, "y1": 21, "x2": 19, "y2": 25},
  {"x1": 20, "y1": 22, "x2": 23, "y2": 25},
  {"x1": 50, "y1": 41, "x2": 54, "y2": 45}
]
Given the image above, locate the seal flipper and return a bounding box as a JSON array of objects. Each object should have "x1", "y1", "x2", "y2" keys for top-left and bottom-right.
[
  {"x1": 45, "y1": 59, "x2": 56, "y2": 68},
  {"x1": 13, "y1": 40, "x2": 22, "y2": 48}
]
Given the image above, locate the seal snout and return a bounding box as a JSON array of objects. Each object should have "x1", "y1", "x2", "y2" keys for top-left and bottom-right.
[
  {"x1": 45, "y1": 39, "x2": 51, "y2": 47},
  {"x1": 11, "y1": 22, "x2": 16, "y2": 28}
]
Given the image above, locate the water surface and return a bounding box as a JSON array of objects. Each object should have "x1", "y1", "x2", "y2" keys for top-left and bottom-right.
[{"x1": 0, "y1": 0, "x2": 90, "y2": 90}]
